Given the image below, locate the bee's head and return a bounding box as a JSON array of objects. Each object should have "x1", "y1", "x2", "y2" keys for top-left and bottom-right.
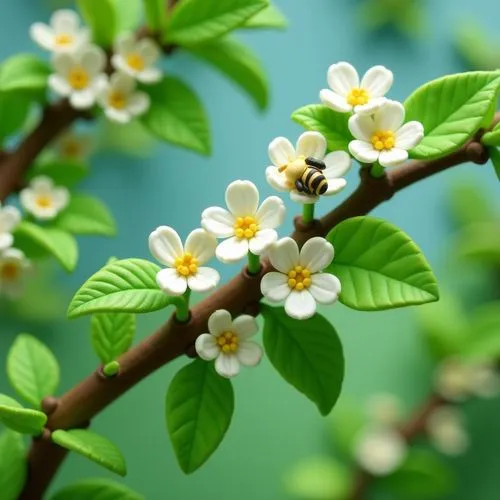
[
  {"x1": 284, "y1": 158, "x2": 307, "y2": 179},
  {"x1": 305, "y1": 157, "x2": 326, "y2": 170}
]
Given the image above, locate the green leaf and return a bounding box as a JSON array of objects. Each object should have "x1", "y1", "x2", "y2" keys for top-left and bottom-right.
[
  {"x1": 91, "y1": 312, "x2": 136, "y2": 364},
  {"x1": 6, "y1": 334, "x2": 60, "y2": 409},
  {"x1": 165, "y1": 0, "x2": 267, "y2": 46},
  {"x1": 111, "y1": 0, "x2": 142, "y2": 31},
  {"x1": 0, "y1": 430, "x2": 26, "y2": 500},
  {"x1": 447, "y1": 181, "x2": 495, "y2": 227},
  {"x1": 261, "y1": 305, "x2": 344, "y2": 416},
  {"x1": 461, "y1": 302, "x2": 500, "y2": 360},
  {"x1": 291, "y1": 104, "x2": 352, "y2": 152},
  {"x1": 143, "y1": 0, "x2": 166, "y2": 31},
  {"x1": 242, "y1": 3, "x2": 287, "y2": 29},
  {"x1": 141, "y1": 77, "x2": 211, "y2": 155},
  {"x1": 50, "y1": 478, "x2": 144, "y2": 500},
  {"x1": 0, "y1": 393, "x2": 47, "y2": 435},
  {"x1": 489, "y1": 147, "x2": 500, "y2": 181},
  {"x1": 13, "y1": 222, "x2": 78, "y2": 272},
  {"x1": 55, "y1": 194, "x2": 116, "y2": 237},
  {"x1": 68, "y1": 258, "x2": 170, "y2": 318},
  {"x1": 456, "y1": 222, "x2": 500, "y2": 264},
  {"x1": 76, "y1": 0, "x2": 117, "y2": 47},
  {"x1": 52, "y1": 429, "x2": 127, "y2": 476},
  {"x1": 482, "y1": 123, "x2": 500, "y2": 147},
  {"x1": 166, "y1": 359, "x2": 234, "y2": 474},
  {"x1": 189, "y1": 36, "x2": 268, "y2": 110},
  {"x1": 328, "y1": 400, "x2": 366, "y2": 458},
  {"x1": 405, "y1": 71, "x2": 500, "y2": 160},
  {"x1": 326, "y1": 216, "x2": 439, "y2": 311},
  {"x1": 26, "y1": 160, "x2": 89, "y2": 188},
  {"x1": 0, "y1": 93, "x2": 31, "y2": 141},
  {"x1": 0, "y1": 54, "x2": 50, "y2": 95},
  {"x1": 284, "y1": 457, "x2": 351, "y2": 500}
]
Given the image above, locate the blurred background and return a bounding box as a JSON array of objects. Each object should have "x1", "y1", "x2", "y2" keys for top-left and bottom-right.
[{"x1": 1, "y1": 0, "x2": 500, "y2": 498}]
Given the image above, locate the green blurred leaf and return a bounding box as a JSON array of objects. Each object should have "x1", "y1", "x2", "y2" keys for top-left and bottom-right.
[
  {"x1": 0, "y1": 93, "x2": 31, "y2": 142},
  {"x1": 76, "y1": 0, "x2": 117, "y2": 47},
  {"x1": 490, "y1": 147, "x2": 500, "y2": 181},
  {"x1": 189, "y1": 36, "x2": 268, "y2": 110},
  {"x1": 326, "y1": 217, "x2": 439, "y2": 310},
  {"x1": 26, "y1": 160, "x2": 89, "y2": 188},
  {"x1": 291, "y1": 105, "x2": 352, "y2": 152},
  {"x1": 447, "y1": 181, "x2": 495, "y2": 227},
  {"x1": 50, "y1": 478, "x2": 144, "y2": 500},
  {"x1": 68, "y1": 258, "x2": 170, "y2": 318},
  {"x1": 242, "y1": 3, "x2": 287, "y2": 29},
  {"x1": 405, "y1": 71, "x2": 500, "y2": 160},
  {"x1": 111, "y1": 0, "x2": 142, "y2": 31},
  {"x1": 328, "y1": 400, "x2": 366, "y2": 458},
  {"x1": 141, "y1": 77, "x2": 211, "y2": 155},
  {"x1": 165, "y1": 0, "x2": 267, "y2": 46},
  {"x1": 0, "y1": 429, "x2": 26, "y2": 500},
  {"x1": 482, "y1": 123, "x2": 500, "y2": 147},
  {"x1": 261, "y1": 305, "x2": 344, "y2": 416},
  {"x1": 166, "y1": 359, "x2": 234, "y2": 474},
  {"x1": 461, "y1": 302, "x2": 500, "y2": 360},
  {"x1": 97, "y1": 119, "x2": 155, "y2": 158},
  {"x1": 455, "y1": 23, "x2": 500, "y2": 71},
  {"x1": 52, "y1": 429, "x2": 127, "y2": 476},
  {"x1": 456, "y1": 222, "x2": 500, "y2": 264},
  {"x1": 143, "y1": 0, "x2": 165, "y2": 32},
  {"x1": 0, "y1": 393, "x2": 47, "y2": 435},
  {"x1": 6, "y1": 333, "x2": 60, "y2": 408},
  {"x1": 0, "y1": 54, "x2": 50, "y2": 96}
]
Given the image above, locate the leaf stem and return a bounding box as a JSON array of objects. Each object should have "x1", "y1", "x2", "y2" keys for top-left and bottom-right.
[
  {"x1": 174, "y1": 289, "x2": 191, "y2": 323},
  {"x1": 370, "y1": 162, "x2": 385, "y2": 178},
  {"x1": 247, "y1": 251, "x2": 261, "y2": 275},
  {"x1": 302, "y1": 203, "x2": 316, "y2": 223}
]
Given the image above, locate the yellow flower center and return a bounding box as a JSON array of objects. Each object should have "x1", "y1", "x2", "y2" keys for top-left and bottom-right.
[
  {"x1": 216, "y1": 331, "x2": 239, "y2": 354},
  {"x1": 287, "y1": 266, "x2": 312, "y2": 291},
  {"x1": 234, "y1": 216, "x2": 259, "y2": 240},
  {"x1": 60, "y1": 139, "x2": 82, "y2": 158},
  {"x1": 55, "y1": 33, "x2": 74, "y2": 46},
  {"x1": 347, "y1": 88, "x2": 370, "y2": 106},
  {"x1": 68, "y1": 67, "x2": 89, "y2": 90},
  {"x1": 126, "y1": 52, "x2": 146, "y2": 71},
  {"x1": 108, "y1": 90, "x2": 128, "y2": 110},
  {"x1": 35, "y1": 195, "x2": 53, "y2": 209},
  {"x1": 0, "y1": 263, "x2": 19, "y2": 281},
  {"x1": 371, "y1": 130, "x2": 395, "y2": 151},
  {"x1": 174, "y1": 253, "x2": 198, "y2": 277}
]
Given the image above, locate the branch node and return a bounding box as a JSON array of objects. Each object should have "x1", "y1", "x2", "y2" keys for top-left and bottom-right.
[
  {"x1": 359, "y1": 167, "x2": 394, "y2": 201},
  {"x1": 41, "y1": 396, "x2": 59, "y2": 416},
  {"x1": 466, "y1": 141, "x2": 489, "y2": 165},
  {"x1": 242, "y1": 301, "x2": 261, "y2": 317},
  {"x1": 185, "y1": 343, "x2": 198, "y2": 358},
  {"x1": 38, "y1": 428, "x2": 53, "y2": 441}
]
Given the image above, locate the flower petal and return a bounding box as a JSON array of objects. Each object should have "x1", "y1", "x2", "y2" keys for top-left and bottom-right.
[
  {"x1": 323, "y1": 178, "x2": 347, "y2": 196},
  {"x1": 374, "y1": 100, "x2": 405, "y2": 132},
  {"x1": 70, "y1": 89, "x2": 97, "y2": 109},
  {"x1": 137, "y1": 67, "x2": 162, "y2": 84},
  {"x1": 187, "y1": 267, "x2": 220, "y2": 293},
  {"x1": 208, "y1": 309, "x2": 232, "y2": 336},
  {"x1": 255, "y1": 196, "x2": 285, "y2": 229},
  {"x1": 268, "y1": 237, "x2": 299, "y2": 273},
  {"x1": 201, "y1": 207, "x2": 235, "y2": 238},
  {"x1": 148, "y1": 226, "x2": 183, "y2": 266},
  {"x1": 295, "y1": 131, "x2": 327, "y2": 160},
  {"x1": 52, "y1": 9, "x2": 80, "y2": 32},
  {"x1": 81, "y1": 46, "x2": 106, "y2": 75},
  {"x1": 327, "y1": 61, "x2": 359, "y2": 96},
  {"x1": 249, "y1": 228, "x2": 278, "y2": 255},
  {"x1": 49, "y1": 74, "x2": 71, "y2": 97},
  {"x1": 360, "y1": 65, "x2": 393, "y2": 97},
  {"x1": 30, "y1": 23, "x2": 54, "y2": 50},
  {"x1": 290, "y1": 191, "x2": 319, "y2": 204},
  {"x1": 31, "y1": 176, "x2": 54, "y2": 192},
  {"x1": 215, "y1": 353, "x2": 240, "y2": 378},
  {"x1": 354, "y1": 97, "x2": 387, "y2": 116},
  {"x1": 216, "y1": 237, "x2": 249, "y2": 263},
  {"x1": 348, "y1": 114, "x2": 375, "y2": 142},
  {"x1": 237, "y1": 341, "x2": 263, "y2": 367},
  {"x1": 268, "y1": 136, "x2": 295, "y2": 167},
  {"x1": 128, "y1": 92, "x2": 150, "y2": 116},
  {"x1": 285, "y1": 290, "x2": 316, "y2": 320},
  {"x1": 299, "y1": 237, "x2": 334, "y2": 272},
  {"x1": 185, "y1": 228, "x2": 217, "y2": 264},
  {"x1": 105, "y1": 108, "x2": 131, "y2": 124},
  {"x1": 225, "y1": 180, "x2": 259, "y2": 216},
  {"x1": 309, "y1": 273, "x2": 341, "y2": 304},
  {"x1": 265, "y1": 166, "x2": 289, "y2": 192},
  {"x1": 324, "y1": 151, "x2": 352, "y2": 179},
  {"x1": 232, "y1": 315, "x2": 259, "y2": 340},
  {"x1": 195, "y1": 333, "x2": 219, "y2": 361},
  {"x1": 52, "y1": 187, "x2": 69, "y2": 211},
  {"x1": 138, "y1": 38, "x2": 161, "y2": 64},
  {"x1": 379, "y1": 148, "x2": 408, "y2": 168},
  {"x1": 114, "y1": 32, "x2": 136, "y2": 55},
  {"x1": 110, "y1": 72, "x2": 136, "y2": 93},
  {"x1": 0, "y1": 206, "x2": 21, "y2": 233},
  {"x1": 349, "y1": 140, "x2": 380, "y2": 164},
  {"x1": 319, "y1": 89, "x2": 352, "y2": 113},
  {"x1": 0, "y1": 233, "x2": 13, "y2": 251},
  {"x1": 395, "y1": 121, "x2": 425, "y2": 150},
  {"x1": 156, "y1": 268, "x2": 187, "y2": 296},
  {"x1": 260, "y1": 271, "x2": 290, "y2": 302}
]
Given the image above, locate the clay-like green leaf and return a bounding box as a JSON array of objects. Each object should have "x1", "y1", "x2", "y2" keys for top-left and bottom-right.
[
  {"x1": 326, "y1": 217, "x2": 439, "y2": 310},
  {"x1": 405, "y1": 71, "x2": 500, "y2": 160},
  {"x1": 261, "y1": 305, "x2": 344, "y2": 416},
  {"x1": 482, "y1": 123, "x2": 500, "y2": 147},
  {"x1": 0, "y1": 394, "x2": 47, "y2": 435},
  {"x1": 456, "y1": 222, "x2": 500, "y2": 264},
  {"x1": 291, "y1": 104, "x2": 352, "y2": 152},
  {"x1": 141, "y1": 77, "x2": 210, "y2": 155},
  {"x1": 0, "y1": 54, "x2": 50, "y2": 95},
  {"x1": 0, "y1": 93, "x2": 31, "y2": 141},
  {"x1": 189, "y1": 36, "x2": 268, "y2": 110},
  {"x1": 165, "y1": 0, "x2": 267, "y2": 46},
  {"x1": 52, "y1": 429, "x2": 127, "y2": 476},
  {"x1": 91, "y1": 312, "x2": 136, "y2": 364},
  {"x1": 0, "y1": 430, "x2": 26, "y2": 500},
  {"x1": 26, "y1": 160, "x2": 89, "y2": 187},
  {"x1": 166, "y1": 359, "x2": 234, "y2": 474},
  {"x1": 447, "y1": 181, "x2": 495, "y2": 227},
  {"x1": 55, "y1": 194, "x2": 116, "y2": 236},
  {"x1": 7, "y1": 334, "x2": 60, "y2": 409},
  {"x1": 68, "y1": 258, "x2": 170, "y2": 318},
  {"x1": 12, "y1": 222, "x2": 78, "y2": 272},
  {"x1": 50, "y1": 478, "x2": 144, "y2": 500},
  {"x1": 489, "y1": 147, "x2": 500, "y2": 181},
  {"x1": 461, "y1": 302, "x2": 500, "y2": 360},
  {"x1": 111, "y1": 0, "x2": 142, "y2": 31},
  {"x1": 328, "y1": 400, "x2": 366, "y2": 458},
  {"x1": 143, "y1": 0, "x2": 165, "y2": 31},
  {"x1": 76, "y1": 0, "x2": 117, "y2": 47},
  {"x1": 242, "y1": 3, "x2": 287, "y2": 29}
]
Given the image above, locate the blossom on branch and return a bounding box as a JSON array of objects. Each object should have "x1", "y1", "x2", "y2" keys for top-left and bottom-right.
[
  {"x1": 195, "y1": 309, "x2": 263, "y2": 378},
  {"x1": 20, "y1": 176, "x2": 69, "y2": 220},
  {"x1": 426, "y1": 406, "x2": 469, "y2": 456},
  {"x1": 0, "y1": 203, "x2": 21, "y2": 251},
  {"x1": 0, "y1": 248, "x2": 31, "y2": 299}
]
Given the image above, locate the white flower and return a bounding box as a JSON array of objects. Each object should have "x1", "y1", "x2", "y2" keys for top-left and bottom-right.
[
  {"x1": 195, "y1": 309, "x2": 263, "y2": 378},
  {"x1": 49, "y1": 45, "x2": 107, "y2": 110},
  {"x1": 348, "y1": 100, "x2": 424, "y2": 168},
  {"x1": 366, "y1": 393, "x2": 403, "y2": 428},
  {"x1": 111, "y1": 33, "x2": 162, "y2": 84},
  {"x1": 0, "y1": 248, "x2": 31, "y2": 299},
  {"x1": 98, "y1": 73, "x2": 150, "y2": 124},
  {"x1": 201, "y1": 180, "x2": 285, "y2": 264},
  {"x1": 354, "y1": 426, "x2": 407, "y2": 476},
  {"x1": 55, "y1": 131, "x2": 93, "y2": 161},
  {"x1": 0, "y1": 204, "x2": 21, "y2": 251},
  {"x1": 20, "y1": 176, "x2": 69, "y2": 221},
  {"x1": 260, "y1": 237, "x2": 341, "y2": 320},
  {"x1": 149, "y1": 226, "x2": 220, "y2": 296},
  {"x1": 320, "y1": 62, "x2": 394, "y2": 116},
  {"x1": 30, "y1": 9, "x2": 90, "y2": 53},
  {"x1": 426, "y1": 406, "x2": 469, "y2": 456},
  {"x1": 266, "y1": 132, "x2": 351, "y2": 204}
]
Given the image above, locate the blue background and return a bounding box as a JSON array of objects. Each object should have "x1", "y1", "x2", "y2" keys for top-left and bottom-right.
[{"x1": 1, "y1": 0, "x2": 500, "y2": 498}]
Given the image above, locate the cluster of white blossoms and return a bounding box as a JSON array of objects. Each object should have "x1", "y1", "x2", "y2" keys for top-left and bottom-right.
[{"x1": 31, "y1": 10, "x2": 161, "y2": 123}]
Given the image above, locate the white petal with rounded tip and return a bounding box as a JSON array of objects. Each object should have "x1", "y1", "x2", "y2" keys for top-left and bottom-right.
[
  {"x1": 285, "y1": 290, "x2": 316, "y2": 320},
  {"x1": 268, "y1": 137, "x2": 295, "y2": 167},
  {"x1": 115, "y1": 33, "x2": 136, "y2": 55},
  {"x1": 310, "y1": 273, "x2": 341, "y2": 304},
  {"x1": 0, "y1": 233, "x2": 13, "y2": 251},
  {"x1": 225, "y1": 180, "x2": 259, "y2": 216},
  {"x1": 349, "y1": 114, "x2": 375, "y2": 142},
  {"x1": 137, "y1": 67, "x2": 162, "y2": 84},
  {"x1": 148, "y1": 226, "x2": 183, "y2": 266},
  {"x1": 19, "y1": 190, "x2": 35, "y2": 213},
  {"x1": 185, "y1": 228, "x2": 216, "y2": 264},
  {"x1": 201, "y1": 207, "x2": 235, "y2": 238},
  {"x1": 232, "y1": 315, "x2": 259, "y2": 340},
  {"x1": 208, "y1": 309, "x2": 232, "y2": 336},
  {"x1": 52, "y1": 9, "x2": 80, "y2": 32},
  {"x1": 31, "y1": 176, "x2": 54, "y2": 192},
  {"x1": 128, "y1": 92, "x2": 150, "y2": 116},
  {"x1": 261, "y1": 272, "x2": 290, "y2": 302},
  {"x1": 395, "y1": 121, "x2": 424, "y2": 150},
  {"x1": 105, "y1": 108, "x2": 131, "y2": 124},
  {"x1": 111, "y1": 72, "x2": 136, "y2": 93},
  {"x1": 111, "y1": 55, "x2": 131, "y2": 75},
  {"x1": 374, "y1": 100, "x2": 405, "y2": 132},
  {"x1": 0, "y1": 206, "x2": 21, "y2": 232},
  {"x1": 300, "y1": 237, "x2": 334, "y2": 272},
  {"x1": 187, "y1": 267, "x2": 220, "y2": 293},
  {"x1": 324, "y1": 151, "x2": 352, "y2": 178},
  {"x1": 249, "y1": 228, "x2": 277, "y2": 255},
  {"x1": 53, "y1": 53, "x2": 74, "y2": 75},
  {"x1": 138, "y1": 38, "x2": 161, "y2": 64},
  {"x1": 81, "y1": 46, "x2": 106, "y2": 75},
  {"x1": 290, "y1": 190, "x2": 319, "y2": 204},
  {"x1": 355, "y1": 97, "x2": 387, "y2": 116},
  {"x1": 268, "y1": 237, "x2": 299, "y2": 273},
  {"x1": 265, "y1": 166, "x2": 289, "y2": 192},
  {"x1": 70, "y1": 89, "x2": 96, "y2": 109},
  {"x1": 379, "y1": 148, "x2": 408, "y2": 168},
  {"x1": 156, "y1": 268, "x2": 187, "y2": 296},
  {"x1": 52, "y1": 187, "x2": 69, "y2": 211},
  {"x1": 323, "y1": 178, "x2": 347, "y2": 196},
  {"x1": 195, "y1": 333, "x2": 219, "y2": 361},
  {"x1": 215, "y1": 353, "x2": 240, "y2": 378},
  {"x1": 30, "y1": 23, "x2": 54, "y2": 50},
  {"x1": 216, "y1": 237, "x2": 249, "y2": 263},
  {"x1": 237, "y1": 341, "x2": 262, "y2": 367},
  {"x1": 319, "y1": 88, "x2": 352, "y2": 113},
  {"x1": 349, "y1": 140, "x2": 380, "y2": 164},
  {"x1": 327, "y1": 62, "x2": 359, "y2": 96},
  {"x1": 360, "y1": 65, "x2": 393, "y2": 97},
  {"x1": 34, "y1": 206, "x2": 58, "y2": 220},
  {"x1": 469, "y1": 365, "x2": 500, "y2": 398},
  {"x1": 49, "y1": 74, "x2": 71, "y2": 96},
  {"x1": 295, "y1": 131, "x2": 327, "y2": 160},
  {"x1": 256, "y1": 196, "x2": 285, "y2": 229}
]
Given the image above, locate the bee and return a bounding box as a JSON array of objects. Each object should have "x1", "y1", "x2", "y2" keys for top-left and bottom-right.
[{"x1": 278, "y1": 156, "x2": 328, "y2": 196}]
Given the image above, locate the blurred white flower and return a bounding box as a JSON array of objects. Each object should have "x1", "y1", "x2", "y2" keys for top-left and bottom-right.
[
  {"x1": 426, "y1": 406, "x2": 469, "y2": 456},
  {"x1": 0, "y1": 204, "x2": 21, "y2": 251},
  {"x1": 30, "y1": 9, "x2": 89, "y2": 53},
  {"x1": 195, "y1": 309, "x2": 263, "y2": 378},
  {"x1": 20, "y1": 176, "x2": 69, "y2": 221},
  {"x1": 55, "y1": 131, "x2": 93, "y2": 161},
  {"x1": 149, "y1": 226, "x2": 220, "y2": 296},
  {"x1": 201, "y1": 180, "x2": 285, "y2": 263},
  {"x1": 260, "y1": 237, "x2": 341, "y2": 320},
  {"x1": 366, "y1": 393, "x2": 403, "y2": 428},
  {"x1": 320, "y1": 62, "x2": 393, "y2": 115},
  {"x1": 0, "y1": 249, "x2": 30, "y2": 299}
]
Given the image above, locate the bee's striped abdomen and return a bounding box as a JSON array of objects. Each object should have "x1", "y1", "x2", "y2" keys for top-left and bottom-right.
[{"x1": 301, "y1": 168, "x2": 328, "y2": 195}]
